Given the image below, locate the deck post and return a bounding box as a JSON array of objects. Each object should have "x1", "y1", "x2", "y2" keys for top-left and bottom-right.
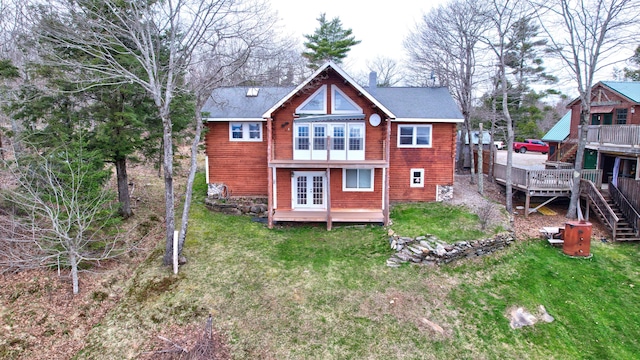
[
  {"x1": 326, "y1": 167, "x2": 332, "y2": 230},
  {"x1": 384, "y1": 118, "x2": 391, "y2": 226},
  {"x1": 525, "y1": 192, "x2": 531, "y2": 218},
  {"x1": 267, "y1": 117, "x2": 274, "y2": 229}
]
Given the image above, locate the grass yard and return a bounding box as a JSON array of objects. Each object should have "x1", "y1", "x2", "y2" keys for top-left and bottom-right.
[{"x1": 76, "y1": 174, "x2": 640, "y2": 359}]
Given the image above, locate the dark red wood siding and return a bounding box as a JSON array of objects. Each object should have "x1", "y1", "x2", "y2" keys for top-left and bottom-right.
[
  {"x1": 205, "y1": 122, "x2": 268, "y2": 196},
  {"x1": 389, "y1": 122, "x2": 456, "y2": 201}
]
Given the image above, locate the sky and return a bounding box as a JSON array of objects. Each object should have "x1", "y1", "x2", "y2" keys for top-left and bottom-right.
[
  {"x1": 267, "y1": 0, "x2": 637, "y2": 98},
  {"x1": 268, "y1": 0, "x2": 450, "y2": 76}
]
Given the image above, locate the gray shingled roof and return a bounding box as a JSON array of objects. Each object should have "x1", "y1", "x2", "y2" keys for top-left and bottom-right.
[
  {"x1": 371, "y1": 87, "x2": 462, "y2": 119},
  {"x1": 203, "y1": 87, "x2": 294, "y2": 119},
  {"x1": 202, "y1": 85, "x2": 462, "y2": 121}
]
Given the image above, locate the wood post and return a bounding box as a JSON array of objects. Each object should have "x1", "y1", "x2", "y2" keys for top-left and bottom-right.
[
  {"x1": 267, "y1": 118, "x2": 274, "y2": 229},
  {"x1": 326, "y1": 167, "x2": 332, "y2": 231}
]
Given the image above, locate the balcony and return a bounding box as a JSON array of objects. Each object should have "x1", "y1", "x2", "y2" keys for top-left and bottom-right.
[
  {"x1": 269, "y1": 136, "x2": 389, "y2": 169},
  {"x1": 584, "y1": 125, "x2": 640, "y2": 152}
]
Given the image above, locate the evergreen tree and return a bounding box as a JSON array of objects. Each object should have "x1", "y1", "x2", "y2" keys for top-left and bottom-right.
[
  {"x1": 302, "y1": 13, "x2": 361, "y2": 69},
  {"x1": 623, "y1": 45, "x2": 640, "y2": 81}
]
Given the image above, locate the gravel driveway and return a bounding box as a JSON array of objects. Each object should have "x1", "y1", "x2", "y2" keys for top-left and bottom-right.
[{"x1": 494, "y1": 150, "x2": 548, "y2": 170}]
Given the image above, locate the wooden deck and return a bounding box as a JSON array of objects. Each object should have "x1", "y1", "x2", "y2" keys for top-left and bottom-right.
[
  {"x1": 272, "y1": 209, "x2": 384, "y2": 224},
  {"x1": 493, "y1": 164, "x2": 602, "y2": 216}
]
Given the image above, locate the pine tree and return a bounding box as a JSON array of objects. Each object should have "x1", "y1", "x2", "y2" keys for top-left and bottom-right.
[
  {"x1": 623, "y1": 45, "x2": 640, "y2": 81},
  {"x1": 302, "y1": 13, "x2": 361, "y2": 69}
]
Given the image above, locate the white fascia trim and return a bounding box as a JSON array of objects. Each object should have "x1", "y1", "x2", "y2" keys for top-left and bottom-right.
[
  {"x1": 392, "y1": 118, "x2": 464, "y2": 123},
  {"x1": 205, "y1": 118, "x2": 265, "y2": 122},
  {"x1": 261, "y1": 61, "x2": 396, "y2": 119}
]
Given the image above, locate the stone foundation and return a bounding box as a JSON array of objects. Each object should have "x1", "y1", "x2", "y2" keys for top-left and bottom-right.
[
  {"x1": 204, "y1": 197, "x2": 268, "y2": 218},
  {"x1": 386, "y1": 231, "x2": 514, "y2": 267},
  {"x1": 436, "y1": 184, "x2": 454, "y2": 202}
]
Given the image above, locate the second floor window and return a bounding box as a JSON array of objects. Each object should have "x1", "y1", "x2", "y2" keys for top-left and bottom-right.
[
  {"x1": 398, "y1": 124, "x2": 432, "y2": 148},
  {"x1": 616, "y1": 109, "x2": 628, "y2": 124}
]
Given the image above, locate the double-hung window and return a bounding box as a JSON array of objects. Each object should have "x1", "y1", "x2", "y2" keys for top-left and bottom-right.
[
  {"x1": 332, "y1": 125, "x2": 345, "y2": 150},
  {"x1": 349, "y1": 124, "x2": 364, "y2": 151},
  {"x1": 398, "y1": 125, "x2": 432, "y2": 147},
  {"x1": 229, "y1": 122, "x2": 262, "y2": 141},
  {"x1": 343, "y1": 169, "x2": 373, "y2": 191},
  {"x1": 313, "y1": 125, "x2": 327, "y2": 150},
  {"x1": 296, "y1": 125, "x2": 310, "y2": 150}
]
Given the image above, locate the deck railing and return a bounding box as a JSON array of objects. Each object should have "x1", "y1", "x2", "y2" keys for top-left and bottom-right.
[
  {"x1": 580, "y1": 179, "x2": 619, "y2": 239},
  {"x1": 583, "y1": 125, "x2": 640, "y2": 146},
  {"x1": 494, "y1": 164, "x2": 602, "y2": 190}
]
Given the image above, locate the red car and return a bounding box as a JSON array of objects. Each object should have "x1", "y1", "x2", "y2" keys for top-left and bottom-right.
[{"x1": 512, "y1": 139, "x2": 549, "y2": 154}]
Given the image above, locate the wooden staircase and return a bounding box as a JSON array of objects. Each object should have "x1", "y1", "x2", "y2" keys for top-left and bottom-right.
[
  {"x1": 601, "y1": 194, "x2": 640, "y2": 241},
  {"x1": 559, "y1": 143, "x2": 578, "y2": 163}
]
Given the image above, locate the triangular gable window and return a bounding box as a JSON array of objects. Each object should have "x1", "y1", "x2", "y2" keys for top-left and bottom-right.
[
  {"x1": 332, "y1": 85, "x2": 362, "y2": 114},
  {"x1": 296, "y1": 85, "x2": 327, "y2": 114}
]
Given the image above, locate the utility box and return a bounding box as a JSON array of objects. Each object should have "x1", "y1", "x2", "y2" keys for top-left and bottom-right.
[{"x1": 563, "y1": 221, "x2": 592, "y2": 257}]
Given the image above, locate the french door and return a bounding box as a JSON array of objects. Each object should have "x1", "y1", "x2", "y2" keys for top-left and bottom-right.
[{"x1": 292, "y1": 171, "x2": 326, "y2": 209}]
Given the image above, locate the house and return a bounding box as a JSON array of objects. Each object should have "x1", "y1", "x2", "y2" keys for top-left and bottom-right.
[
  {"x1": 565, "y1": 81, "x2": 640, "y2": 183},
  {"x1": 203, "y1": 62, "x2": 463, "y2": 229}
]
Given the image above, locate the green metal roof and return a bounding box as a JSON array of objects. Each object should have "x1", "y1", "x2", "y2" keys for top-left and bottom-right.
[
  {"x1": 542, "y1": 110, "x2": 571, "y2": 142},
  {"x1": 601, "y1": 81, "x2": 640, "y2": 103}
]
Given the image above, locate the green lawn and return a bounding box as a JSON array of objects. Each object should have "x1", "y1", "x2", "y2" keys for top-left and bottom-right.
[{"x1": 76, "y1": 174, "x2": 640, "y2": 359}]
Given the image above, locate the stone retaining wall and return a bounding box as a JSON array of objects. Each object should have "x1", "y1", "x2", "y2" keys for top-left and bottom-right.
[
  {"x1": 204, "y1": 197, "x2": 268, "y2": 218},
  {"x1": 386, "y1": 231, "x2": 514, "y2": 267}
]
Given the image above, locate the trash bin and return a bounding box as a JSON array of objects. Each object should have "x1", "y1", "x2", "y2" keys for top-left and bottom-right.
[{"x1": 563, "y1": 221, "x2": 592, "y2": 257}]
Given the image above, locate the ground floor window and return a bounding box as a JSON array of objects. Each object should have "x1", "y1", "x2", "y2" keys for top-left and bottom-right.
[
  {"x1": 410, "y1": 168, "x2": 425, "y2": 188},
  {"x1": 343, "y1": 168, "x2": 373, "y2": 191}
]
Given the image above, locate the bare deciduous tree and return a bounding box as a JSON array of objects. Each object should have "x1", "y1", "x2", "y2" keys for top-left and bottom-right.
[
  {"x1": 536, "y1": 0, "x2": 640, "y2": 218},
  {"x1": 1, "y1": 146, "x2": 121, "y2": 294},
  {"x1": 405, "y1": 0, "x2": 490, "y2": 181},
  {"x1": 366, "y1": 56, "x2": 404, "y2": 87},
  {"x1": 482, "y1": 0, "x2": 530, "y2": 213}
]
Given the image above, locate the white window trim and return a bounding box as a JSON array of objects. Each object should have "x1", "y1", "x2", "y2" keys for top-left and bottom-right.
[
  {"x1": 229, "y1": 122, "x2": 262, "y2": 141},
  {"x1": 397, "y1": 124, "x2": 433, "y2": 148},
  {"x1": 293, "y1": 122, "x2": 365, "y2": 161},
  {"x1": 295, "y1": 85, "x2": 327, "y2": 114},
  {"x1": 342, "y1": 168, "x2": 374, "y2": 192},
  {"x1": 331, "y1": 85, "x2": 363, "y2": 114},
  {"x1": 410, "y1": 168, "x2": 425, "y2": 188}
]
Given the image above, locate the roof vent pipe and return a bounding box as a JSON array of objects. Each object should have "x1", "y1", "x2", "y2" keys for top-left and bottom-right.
[{"x1": 369, "y1": 71, "x2": 377, "y2": 95}]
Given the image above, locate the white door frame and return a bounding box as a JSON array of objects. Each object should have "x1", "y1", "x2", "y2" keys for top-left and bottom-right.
[{"x1": 291, "y1": 171, "x2": 326, "y2": 210}]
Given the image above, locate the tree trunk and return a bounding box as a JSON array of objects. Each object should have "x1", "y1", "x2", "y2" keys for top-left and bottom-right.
[
  {"x1": 161, "y1": 115, "x2": 176, "y2": 266},
  {"x1": 176, "y1": 108, "x2": 204, "y2": 259},
  {"x1": 478, "y1": 123, "x2": 483, "y2": 195},
  {"x1": 465, "y1": 120, "x2": 476, "y2": 184},
  {"x1": 566, "y1": 107, "x2": 589, "y2": 219},
  {"x1": 115, "y1": 157, "x2": 133, "y2": 218},
  {"x1": 70, "y1": 252, "x2": 79, "y2": 295}
]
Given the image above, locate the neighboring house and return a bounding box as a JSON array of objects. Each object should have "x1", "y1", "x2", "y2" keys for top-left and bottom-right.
[
  {"x1": 203, "y1": 62, "x2": 463, "y2": 229},
  {"x1": 566, "y1": 81, "x2": 640, "y2": 184},
  {"x1": 542, "y1": 110, "x2": 572, "y2": 165}
]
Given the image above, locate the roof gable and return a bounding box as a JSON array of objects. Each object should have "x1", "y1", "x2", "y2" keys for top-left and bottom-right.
[
  {"x1": 262, "y1": 61, "x2": 395, "y2": 119},
  {"x1": 568, "y1": 81, "x2": 640, "y2": 107},
  {"x1": 601, "y1": 81, "x2": 640, "y2": 103}
]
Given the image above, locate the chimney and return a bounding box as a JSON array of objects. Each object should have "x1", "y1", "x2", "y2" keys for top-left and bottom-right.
[{"x1": 369, "y1": 71, "x2": 377, "y2": 95}]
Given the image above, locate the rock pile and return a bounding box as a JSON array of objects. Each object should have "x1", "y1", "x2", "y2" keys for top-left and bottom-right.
[{"x1": 386, "y1": 231, "x2": 514, "y2": 267}]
